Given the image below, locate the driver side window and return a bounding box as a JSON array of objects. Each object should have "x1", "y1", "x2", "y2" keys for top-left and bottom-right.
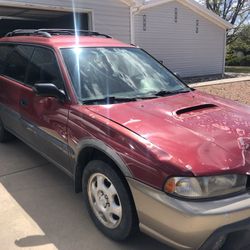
[{"x1": 26, "y1": 47, "x2": 64, "y2": 90}]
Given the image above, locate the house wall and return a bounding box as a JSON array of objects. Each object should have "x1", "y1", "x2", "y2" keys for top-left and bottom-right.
[
  {"x1": 3, "y1": 0, "x2": 131, "y2": 43},
  {"x1": 134, "y1": 1, "x2": 226, "y2": 77}
]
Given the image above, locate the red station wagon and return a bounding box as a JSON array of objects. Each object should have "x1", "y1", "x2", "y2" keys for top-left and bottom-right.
[{"x1": 0, "y1": 29, "x2": 250, "y2": 250}]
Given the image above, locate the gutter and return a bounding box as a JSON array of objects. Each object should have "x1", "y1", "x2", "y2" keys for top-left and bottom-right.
[
  {"x1": 130, "y1": 7, "x2": 135, "y2": 44},
  {"x1": 130, "y1": 3, "x2": 142, "y2": 44},
  {"x1": 222, "y1": 31, "x2": 227, "y2": 76}
]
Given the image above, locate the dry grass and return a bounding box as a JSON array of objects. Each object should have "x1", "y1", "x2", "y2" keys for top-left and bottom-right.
[{"x1": 196, "y1": 81, "x2": 250, "y2": 106}]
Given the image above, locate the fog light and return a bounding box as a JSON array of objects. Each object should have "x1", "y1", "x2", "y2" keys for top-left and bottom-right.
[{"x1": 212, "y1": 235, "x2": 227, "y2": 250}]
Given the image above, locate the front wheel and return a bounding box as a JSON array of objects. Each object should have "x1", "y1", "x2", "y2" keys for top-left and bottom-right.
[{"x1": 82, "y1": 160, "x2": 138, "y2": 241}]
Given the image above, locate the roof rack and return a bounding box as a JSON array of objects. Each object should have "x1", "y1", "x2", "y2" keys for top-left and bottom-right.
[{"x1": 5, "y1": 29, "x2": 112, "y2": 38}]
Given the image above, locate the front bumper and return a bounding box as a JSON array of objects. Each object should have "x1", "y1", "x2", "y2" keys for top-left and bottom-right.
[{"x1": 127, "y1": 178, "x2": 250, "y2": 250}]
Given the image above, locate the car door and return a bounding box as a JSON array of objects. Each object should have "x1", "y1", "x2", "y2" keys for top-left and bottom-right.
[
  {"x1": 0, "y1": 44, "x2": 34, "y2": 137},
  {"x1": 19, "y1": 46, "x2": 72, "y2": 174}
]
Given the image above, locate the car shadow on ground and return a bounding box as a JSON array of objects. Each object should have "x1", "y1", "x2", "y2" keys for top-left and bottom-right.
[{"x1": 0, "y1": 139, "x2": 172, "y2": 250}]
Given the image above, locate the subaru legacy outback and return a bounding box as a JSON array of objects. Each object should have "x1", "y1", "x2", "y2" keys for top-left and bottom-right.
[{"x1": 0, "y1": 29, "x2": 250, "y2": 250}]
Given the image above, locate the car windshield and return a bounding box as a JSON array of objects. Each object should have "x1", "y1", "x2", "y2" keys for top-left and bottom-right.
[{"x1": 61, "y1": 47, "x2": 190, "y2": 103}]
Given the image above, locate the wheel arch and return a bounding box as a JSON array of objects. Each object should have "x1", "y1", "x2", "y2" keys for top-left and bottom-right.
[{"x1": 74, "y1": 139, "x2": 133, "y2": 193}]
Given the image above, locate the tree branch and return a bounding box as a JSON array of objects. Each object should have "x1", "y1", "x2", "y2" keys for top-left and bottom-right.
[{"x1": 204, "y1": 0, "x2": 249, "y2": 44}]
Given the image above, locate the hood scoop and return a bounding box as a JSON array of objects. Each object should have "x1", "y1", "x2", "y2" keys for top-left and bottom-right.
[{"x1": 175, "y1": 104, "x2": 218, "y2": 117}]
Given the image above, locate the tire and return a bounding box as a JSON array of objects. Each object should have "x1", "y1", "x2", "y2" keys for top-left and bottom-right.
[
  {"x1": 0, "y1": 118, "x2": 12, "y2": 142},
  {"x1": 82, "y1": 160, "x2": 138, "y2": 241}
]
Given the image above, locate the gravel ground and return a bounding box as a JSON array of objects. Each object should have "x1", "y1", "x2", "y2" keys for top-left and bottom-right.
[
  {"x1": 196, "y1": 80, "x2": 250, "y2": 106},
  {"x1": 184, "y1": 73, "x2": 250, "y2": 84}
]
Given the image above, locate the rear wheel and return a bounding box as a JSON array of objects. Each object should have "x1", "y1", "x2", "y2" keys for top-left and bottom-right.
[
  {"x1": 82, "y1": 160, "x2": 138, "y2": 241},
  {"x1": 0, "y1": 119, "x2": 12, "y2": 142}
]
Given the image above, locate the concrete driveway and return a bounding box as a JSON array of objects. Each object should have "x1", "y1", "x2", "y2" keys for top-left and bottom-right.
[{"x1": 0, "y1": 139, "x2": 170, "y2": 250}]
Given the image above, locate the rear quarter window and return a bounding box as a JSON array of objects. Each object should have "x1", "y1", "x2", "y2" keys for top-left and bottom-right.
[
  {"x1": 3, "y1": 45, "x2": 34, "y2": 83},
  {"x1": 0, "y1": 45, "x2": 14, "y2": 74}
]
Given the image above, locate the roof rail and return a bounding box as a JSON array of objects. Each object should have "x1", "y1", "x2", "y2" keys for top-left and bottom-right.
[{"x1": 5, "y1": 29, "x2": 112, "y2": 38}]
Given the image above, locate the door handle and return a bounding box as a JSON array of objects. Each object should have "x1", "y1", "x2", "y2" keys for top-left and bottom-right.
[{"x1": 20, "y1": 98, "x2": 29, "y2": 107}]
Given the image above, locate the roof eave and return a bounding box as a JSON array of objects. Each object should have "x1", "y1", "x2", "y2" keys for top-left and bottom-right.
[
  {"x1": 136, "y1": 0, "x2": 233, "y2": 30},
  {"x1": 119, "y1": 0, "x2": 136, "y2": 6},
  {"x1": 184, "y1": 0, "x2": 233, "y2": 29}
]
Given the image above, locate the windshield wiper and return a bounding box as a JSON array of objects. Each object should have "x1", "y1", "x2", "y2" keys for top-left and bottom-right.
[
  {"x1": 150, "y1": 89, "x2": 191, "y2": 97},
  {"x1": 135, "y1": 95, "x2": 158, "y2": 100},
  {"x1": 80, "y1": 90, "x2": 191, "y2": 104},
  {"x1": 80, "y1": 96, "x2": 138, "y2": 105}
]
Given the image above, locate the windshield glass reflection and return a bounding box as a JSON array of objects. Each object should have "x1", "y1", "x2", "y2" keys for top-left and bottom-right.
[{"x1": 61, "y1": 47, "x2": 189, "y2": 102}]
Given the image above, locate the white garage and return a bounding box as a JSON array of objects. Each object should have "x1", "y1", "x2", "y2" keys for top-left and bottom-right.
[{"x1": 133, "y1": 0, "x2": 232, "y2": 77}]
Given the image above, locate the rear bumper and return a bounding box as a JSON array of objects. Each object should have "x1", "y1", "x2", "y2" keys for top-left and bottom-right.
[{"x1": 127, "y1": 178, "x2": 250, "y2": 250}]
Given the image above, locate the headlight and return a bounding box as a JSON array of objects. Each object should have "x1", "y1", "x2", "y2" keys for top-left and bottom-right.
[{"x1": 164, "y1": 175, "x2": 247, "y2": 199}]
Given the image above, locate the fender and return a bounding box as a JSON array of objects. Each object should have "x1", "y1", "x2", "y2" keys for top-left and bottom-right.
[{"x1": 74, "y1": 138, "x2": 133, "y2": 192}]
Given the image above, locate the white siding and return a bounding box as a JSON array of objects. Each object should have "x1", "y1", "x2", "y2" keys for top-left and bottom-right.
[
  {"x1": 7, "y1": 0, "x2": 131, "y2": 43},
  {"x1": 135, "y1": 1, "x2": 225, "y2": 77}
]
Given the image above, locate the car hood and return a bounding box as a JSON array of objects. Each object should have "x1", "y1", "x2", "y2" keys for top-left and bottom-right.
[{"x1": 87, "y1": 91, "x2": 250, "y2": 176}]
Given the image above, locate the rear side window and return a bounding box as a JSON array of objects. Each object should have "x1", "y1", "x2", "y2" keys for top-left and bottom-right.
[
  {"x1": 26, "y1": 47, "x2": 64, "y2": 89},
  {"x1": 3, "y1": 45, "x2": 34, "y2": 82},
  {"x1": 0, "y1": 45, "x2": 14, "y2": 74}
]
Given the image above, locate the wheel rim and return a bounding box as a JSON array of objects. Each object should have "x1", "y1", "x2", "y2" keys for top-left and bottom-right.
[{"x1": 87, "y1": 173, "x2": 122, "y2": 229}]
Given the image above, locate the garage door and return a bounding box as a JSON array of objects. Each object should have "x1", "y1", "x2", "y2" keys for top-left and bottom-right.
[{"x1": 0, "y1": 7, "x2": 89, "y2": 37}]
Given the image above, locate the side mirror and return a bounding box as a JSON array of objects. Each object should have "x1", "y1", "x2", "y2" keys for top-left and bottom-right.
[{"x1": 33, "y1": 83, "x2": 66, "y2": 101}]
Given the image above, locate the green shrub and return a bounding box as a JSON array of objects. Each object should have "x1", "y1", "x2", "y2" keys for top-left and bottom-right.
[
  {"x1": 226, "y1": 55, "x2": 250, "y2": 66},
  {"x1": 226, "y1": 56, "x2": 241, "y2": 66},
  {"x1": 241, "y1": 55, "x2": 250, "y2": 66}
]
